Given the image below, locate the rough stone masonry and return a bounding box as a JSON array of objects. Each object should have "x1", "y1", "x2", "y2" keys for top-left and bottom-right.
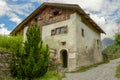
[{"x1": 0, "y1": 51, "x2": 15, "y2": 79}]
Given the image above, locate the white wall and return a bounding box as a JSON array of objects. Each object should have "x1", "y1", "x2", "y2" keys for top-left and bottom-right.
[
  {"x1": 42, "y1": 13, "x2": 78, "y2": 70},
  {"x1": 75, "y1": 13, "x2": 103, "y2": 68}
]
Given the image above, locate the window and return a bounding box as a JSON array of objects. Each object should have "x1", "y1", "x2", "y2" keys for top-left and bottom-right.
[
  {"x1": 97, "y1": 40, "x2": 99, "y2": 45},
  {"x1": 56, "y1": 27, "x2": 65, "y2": 34},
  {"x1": 51, "y1": 26, "x2": 68, "y2": 36},
  {"x1": 52, "y1": 10, "x2": 62, "y2": 17},
  {"x1": 53, "y1": 11, "x2": 59, "y2": 16},
  {"x1": 81, "y1": 29, "x2": 84, "y2": 37}
]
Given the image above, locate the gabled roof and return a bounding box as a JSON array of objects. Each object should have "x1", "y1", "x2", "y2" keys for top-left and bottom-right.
[{"x1": 10, "y1": 2, "x2": 105, "y2": 35}]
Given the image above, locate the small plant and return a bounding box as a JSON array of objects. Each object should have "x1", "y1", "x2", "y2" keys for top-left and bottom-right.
[
  {"x1": 116, "y1": 64, "x2": 120, "y2": 78},
  {"x1": 5, "y1": 70, "x2": 64, "y2": 80},
  {"x1": 0, "y1": 35, "x2": 23, "y2": 53},
  {"x1": 11, "y1": 24, "x2": 49, "y2": 79}
]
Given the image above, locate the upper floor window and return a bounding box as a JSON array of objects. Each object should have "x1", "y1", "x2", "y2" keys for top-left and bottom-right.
[
  {"x1": 51, "y1": 26, "x2": 68, "y2": 36},
  {"x1": 81, "y1": 28, "x2": 84, "y2": 37},
  {"x1": 51, "y1": 10, "x2": 62, "y2": 17},
  {"x1": 53, "y1": 11, "x2": 59, "y2": 16}
]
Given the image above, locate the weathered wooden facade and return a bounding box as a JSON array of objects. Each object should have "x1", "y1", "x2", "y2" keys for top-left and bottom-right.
[{"x1": 10, "y1": 2, "x2": 105, "y2": 71}]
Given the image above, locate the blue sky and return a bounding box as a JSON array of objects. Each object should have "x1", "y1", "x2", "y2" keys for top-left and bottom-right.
[{"x1": 0, "y1": 0, "x2": 120, "y2": 39}]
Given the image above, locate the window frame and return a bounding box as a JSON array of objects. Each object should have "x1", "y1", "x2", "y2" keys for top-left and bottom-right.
[{"x1": 51, "y1": 26, "x2": 68, "y2": 36}]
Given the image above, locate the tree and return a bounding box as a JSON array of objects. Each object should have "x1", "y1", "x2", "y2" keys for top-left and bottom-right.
[
  {"x1": 115, "y1": 33, "x2": 120, "y2": 45},
  {"x1": 11, "y1": 24, "x2": 49, "y2": 79}
]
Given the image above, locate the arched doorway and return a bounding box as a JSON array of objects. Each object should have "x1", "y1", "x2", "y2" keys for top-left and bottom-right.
[{"x1": 60, "y1": 49, "x2": 68, "y2": 68}]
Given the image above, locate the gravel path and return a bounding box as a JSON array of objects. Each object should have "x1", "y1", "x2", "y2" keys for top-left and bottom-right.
[{"x1": 62, "y1": 58, "x2": 120, "y2": 80}]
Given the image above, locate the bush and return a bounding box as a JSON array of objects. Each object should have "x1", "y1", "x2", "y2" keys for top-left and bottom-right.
[
  {"x1": 116, "y1": 64, "x2": 120, "y2": 78},
  {"x1": 115, "y1": 33, "x2": 120, "y2": 44},
  {"x1": 0, "y1": 35, "x2": 23, "y2": 53},
  {"x1": 5, "y1": 70, "x2": 64, "y2": 80},
  {"x1": 102, "y1": 44, "x2": 120, "y2": 55},
  {"x1": 12, "y1": 24, "x2": 50, "y2": 79}
]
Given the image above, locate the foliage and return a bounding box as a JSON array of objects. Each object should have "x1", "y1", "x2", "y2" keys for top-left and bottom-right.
[
  {"x1": 40, "y1": 70, "x2": 65, "y2": 80},
  {"x1": 115, "y1": 33, "x2": 120, "y2": 45},
  {"x1": 102, "y1": 37, "x2": 114, "y2": 50},
  {"x1": 0, "y1": 35, "x2": 23, "y2": 53},
  {"x1": 102, "y1": 44, "x2": 120, "y2": 55},
  {"x1": 103, "y1": 32, "x2": 120, "y2": 55},
  {"x1": 115, "y1": 33, "x2": 120, "y2": 78},
  {"x1": 4, "y1": 70, "x2": 64, "y2": 80},
  {"x1": 11, "y1": 24, "x2": 50, "y2": 79},
  {"x1": 116, "y1": 64, "x2": 120, "y2": 78}
]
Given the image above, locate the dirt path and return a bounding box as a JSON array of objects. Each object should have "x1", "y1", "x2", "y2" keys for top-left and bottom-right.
[{"x1": 62, "y1": 58, "x2": 120, "y2": 80}]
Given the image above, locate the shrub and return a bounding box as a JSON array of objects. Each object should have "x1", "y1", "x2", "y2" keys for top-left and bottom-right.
[
  {"x1": 116, "y1": 64, "x2": 120, "y2": 78},
  {"x1": 12, "y1": 24, "x2": 49, "y2": 79},
  {"x1": 103, "y1": 44, "x2": 120, "y2": 55},
  {"x1": 115, "y1": 33, "x2": 120, "y2": 45},
  {"x1": 0, "y1": 35, "x2": 23, "y2": 53}
]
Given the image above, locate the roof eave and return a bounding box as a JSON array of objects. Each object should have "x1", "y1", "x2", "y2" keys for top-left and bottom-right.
[{"x1": 10, "y1": 2, "x2": 105, "y2": 35}]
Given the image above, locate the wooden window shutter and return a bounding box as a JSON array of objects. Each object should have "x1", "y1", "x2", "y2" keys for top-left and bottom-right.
[
  {"x1": 51, "y1": 29, "x2": 56, "y2": 35},
  {"x1": 64, "y1": 26, "x2": 68, "y2": 33}
]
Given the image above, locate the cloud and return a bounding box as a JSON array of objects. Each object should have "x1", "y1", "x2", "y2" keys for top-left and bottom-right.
[
  {"x1": 12, "y1": 0, "x2": 18, "y2": 2},
  {"x1": 101, "y1": 22, "x2": 120, "y2": 39},
  {"x1": 30, "y1": 0, "x2": 104, "y2": 11},
  {"x1": 9, "y1": 17, "x2": 22, "y2": 24},
  {"x1": 6, "y1": 12, "x2": 22, "y2": 24},
  {"x1": 0, "y1": 0, "x2": 22, "y2": 24},
  {"x1": 9, "y1": 3, "x2": 35, "y2": 16},
  {"x1": 0, "y1": 0, "x2": 9, "y2": 16},
  {"x1": 0, "y1": 24, "x2": 11, "y2": 35},
  {"x1": 0, "y1": 0, "x2": 34, "y2": 24},
  {"x1": 89, "y1": 14, "x2": 106, "y2": 27},
  {"x1": 1, "y1": 0, "x2": 119, "y2": 39}
]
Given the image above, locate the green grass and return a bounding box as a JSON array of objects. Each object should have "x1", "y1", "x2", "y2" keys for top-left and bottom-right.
[
  {"x1": 40, "y1": 70, "x2": 65, "y2": 80},
  {"x1": 3, "y1": 70, "x2": 64, "y2": 80},
  {"x1": 0, "y1": 35, "x2": 23, "y2": 53},
  {"x1": 116, "y1": 64, "x2": 120, "y2": 78},
  {"x1": 72, "y1": 60, "x2": 109, "y2": 73}
]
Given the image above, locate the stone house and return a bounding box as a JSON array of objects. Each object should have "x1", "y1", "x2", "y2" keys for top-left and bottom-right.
[{"x1": 10, "y1": 2, "x2": 105, "y2": 71}]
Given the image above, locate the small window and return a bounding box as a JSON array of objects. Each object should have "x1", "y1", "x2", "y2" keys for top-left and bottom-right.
[
  {"x1": 51, "y1": 26, "x2": 68, "y2": 36},
  {"x1": 81, "y1": 29, "x2": 84, "y2": 37},
  {"x1": 97, "y1": 40, "x2": 99, "y2": 45},
  {"x1": 56, "y1": 27, "x2": 65, "y2": 34},
  {"x1": 56, "y1": 28, "x2": 61, "y2": 34},
  {"x1": 97, "y1": 39, "x2": 100, "y2": 49},
  {"x1": 52, "y1": 10, "x2": 62, "y2": 17},
  {"x1": 53, "y1": 11, "x2": 59, "y2": 16}
]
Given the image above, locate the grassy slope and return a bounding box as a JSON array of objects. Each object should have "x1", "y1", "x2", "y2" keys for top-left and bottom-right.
[
  {"x1": 116, "y1": 64, "x2": 120, "y2": 78},
  {"x1": 4, "y1": 70, "x2": 64, "y2": 80}
]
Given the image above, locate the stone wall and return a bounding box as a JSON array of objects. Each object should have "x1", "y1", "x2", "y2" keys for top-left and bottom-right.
[{"x1": 0, "y1": 51, "x2": 15, "y2": 79}]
